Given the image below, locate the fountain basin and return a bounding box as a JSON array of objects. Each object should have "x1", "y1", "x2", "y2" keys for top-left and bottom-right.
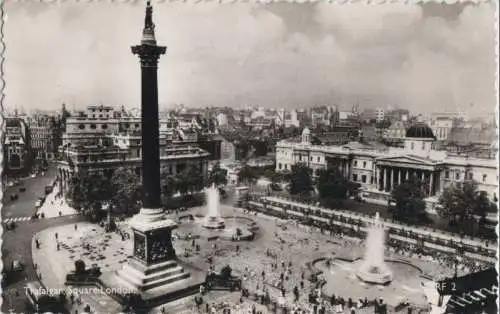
[
  {"x1": 313, "y1": 258, "x2": 427, "y2": 308},
  {"x1": 356, "y1": 264, "x2": 393, "y2": 285},
  {"x1": 177, "y1": 216, "x2": 256, "y2": 242},
  {"x1": 202, "y1": 216, "x2": 225, "y2": 229}
]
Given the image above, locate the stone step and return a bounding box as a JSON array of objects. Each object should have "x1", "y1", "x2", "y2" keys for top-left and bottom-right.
[
  {"x1": 128, "y1": 259, "x2": 179, "y2": 276},
  {"x1": 120, "y1": 264, "x2": 186, "y2": 285},
  {"x1": 140, "y1": 271, "x2": 191, "y2": 291}
]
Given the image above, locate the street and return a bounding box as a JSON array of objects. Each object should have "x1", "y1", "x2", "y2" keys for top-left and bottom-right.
[
  {"x1": 1, "y1": 165, "x2": 83, "y2": 313},
  {"x1": 1, "y1": 215, "x2": 84, "y2": 314},
  {"x1": 2, "y1": 166, "x2": 58, "y2": 220}
]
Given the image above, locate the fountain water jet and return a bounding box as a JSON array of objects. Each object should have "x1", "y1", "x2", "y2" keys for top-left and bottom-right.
[
  {"x1": 356, "y1": 212, "x2": 393, "y2": 285},
  {"x1": 202, "y1": 184, "x2": 225, "y2": 229}
]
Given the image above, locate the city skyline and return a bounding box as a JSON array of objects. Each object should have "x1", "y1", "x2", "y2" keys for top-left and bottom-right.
[{"x1": 3, "y1": 2, "x2": 497, "y2": 117}]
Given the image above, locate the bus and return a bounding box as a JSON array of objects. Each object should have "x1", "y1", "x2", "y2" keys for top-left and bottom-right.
[{"x1": 24, "y1": 281, "x2": 63, "y2": 313}]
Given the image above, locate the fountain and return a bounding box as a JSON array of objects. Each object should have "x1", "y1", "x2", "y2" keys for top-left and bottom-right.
[
  {"x1": 356, "y1": 212, "x2": 393, "y2": 285},
  {"x1": 202, "y1": 185, "x2": 225, "y2": 229}
]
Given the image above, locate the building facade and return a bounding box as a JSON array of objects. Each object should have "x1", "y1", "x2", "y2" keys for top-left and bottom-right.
[
  {"x1": 276, "y1": 123, "x2": 498, "y2": 209},
  {"x1": 4, "y1": 117, "x2": 31, "y2": 174},
  {"x1": 29, "y1": 114, "x2": 62, "y2": 160}
]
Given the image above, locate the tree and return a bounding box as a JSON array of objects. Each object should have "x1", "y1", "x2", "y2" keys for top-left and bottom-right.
[
  {"x1": 237, "y1": 164, "x2": 258, "y2": 186},
  {"x1": 437, "y1": 181, "x2": 496, "y2": 235},
  {"x1": 316, "y1": 168, "x2": 359, "y2": 200},
  {"x1": 110, "y1": 167, "x2": 141, "y2": 216},
  {"x1": 177, "y1": 165, "x2": 204, "y2": 195},
  {"x1": 67, "y1": 171, "x2": 111, "y2": 221},
  {"x1": 207, "y1": 162, "x2": 228, "y2": 187},
  {"x1": 288, "y1": 163, "x2": 314, "y2": 197},
  {"x1": 390, "y1": 175, "x2": 428, "y2": 224},
  {"x1": 160, "y1": 168, "x2": 178, "y2": 200}
]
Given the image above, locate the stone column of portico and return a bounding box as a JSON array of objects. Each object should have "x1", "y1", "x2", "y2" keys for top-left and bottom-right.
[
  {"x1": 383, "y1": 167, "x2": 388, "y2": 191},
  {"x1": 390, "y1": 168, "x2": 394, "y2": 191},
  {"x1": 405, "y1": 169, "x2": 409, "y2": 181},
  {"x1": 376, "y1": 166, "x2": 381, "y2": 190},
  {"x1": 398, "y1": 168, "x2": 402, "y2": 185},
  {"x1": 430, "y1": 172, "x2": 434, "y2": 196}
]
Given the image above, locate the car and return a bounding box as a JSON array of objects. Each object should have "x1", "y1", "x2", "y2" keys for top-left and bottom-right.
[
  {"x1": 12, "y1": 260, "x2": 24, "y2": 272},
  {"x1": 30, "y1": 174, "x2": 36, "y2": 178},
  {"x1": 20, "y1": 187, "x2": 26, "y2": 192},
  {"x1": 269, "y1": 183, "x2": 282, "y2": 191},
  {"x1": 10, "y1": 194, "x2": 19, "y2": 201},
  {"x1": 7, "y1": 181, "x2": 14, "y2": 187}
]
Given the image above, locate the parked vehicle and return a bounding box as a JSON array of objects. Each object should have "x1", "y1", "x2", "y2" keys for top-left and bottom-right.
[
  {"x1": 12, "y1": 260, "x2": 24, "y2": 272},
  {"x1": 44, "y1": 185, "x2": 53, "y2": 195},
  {"x1": 20, "y1": 187, "x2": 26, "y2": 192},
  {"x1": 10, "y1": 194, "x2": 19, "y2": 201},
  {"x1": 269, "y1": 183, "x2": 282, "y2": 191}
]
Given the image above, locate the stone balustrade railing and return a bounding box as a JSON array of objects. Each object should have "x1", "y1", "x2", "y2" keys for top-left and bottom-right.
[{"x1": 243, "y1": 194, "x2": 497, "y2": 263}]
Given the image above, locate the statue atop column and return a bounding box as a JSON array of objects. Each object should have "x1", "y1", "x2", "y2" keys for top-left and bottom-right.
[{"x1": 144, "y1": 1, "x2": 155, "y2": 31}]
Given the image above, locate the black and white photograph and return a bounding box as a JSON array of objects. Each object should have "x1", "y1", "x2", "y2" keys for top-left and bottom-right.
[{"x1": 1, "y1": 1, "x2": 498, "y2": 313}]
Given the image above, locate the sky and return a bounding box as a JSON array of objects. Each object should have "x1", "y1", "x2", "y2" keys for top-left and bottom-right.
[{"x1": 2, "y1": 1, "x2": 497, "y2": 116}]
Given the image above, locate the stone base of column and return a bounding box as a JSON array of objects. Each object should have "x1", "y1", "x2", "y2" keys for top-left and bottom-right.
[{"x1": 131, "y1": 207, "x2": 165, "y2": 224}]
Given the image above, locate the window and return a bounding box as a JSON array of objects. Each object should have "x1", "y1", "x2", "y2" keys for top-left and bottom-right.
[
  {"x1": 455, "y1": 172, "x2": 460, "y2": 180},
  {"x1": 411, "y1": 142, "x2": 414, "y2": 150},
  {"x1": 78, "y1": 124, "x2": 85, "y2": 130},
  {"x1": 468, "y1": 173, "x2": 473, "y2": 180},
  {"x1": 310, "y1": 156, "x2": 313, "y2": 161},
  {"x1": 135, "y1": 123, "x2": 140, "y2": 128},
  {"x1": 101, "y1": 124, "x2": 108, "y2": 129},
  {"x1": 284, "y1": 164, "x2": 288, "y2": 170},
  {"x1": 445, "y1": 171, "x2": 449, "y2": 179},
  {"x1": 279, "y1": 163, "x2": 282, "y2": 170},
  {"x1": 317, "y1": 156, "x2": 320, "y2": 162},
  {"x1": 482, "y1": 174, "x2": 487, "y2": 182},
  {"x1": 421, "y1": 142, "x2": 425, "y2": 150},
  {"x1": 361, "y1": 175, "x2": 367, "y2": 183},
  {"x1": 354, "y1": 161, "x2": 358, "y2": 167},
  {"x1": 353, "y1": 174, "x2": 358, "y2": 181},
  {"x1": 90, "y1": 124, "x2": 96, "y2": 129},
  {"x1": 363, "y1": 161, "x2": 367, "y2": 168}
]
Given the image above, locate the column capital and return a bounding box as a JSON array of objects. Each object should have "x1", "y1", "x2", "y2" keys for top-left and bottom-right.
[{"x1": 131, "y1": 44, "x2": 167, "y2": 67}]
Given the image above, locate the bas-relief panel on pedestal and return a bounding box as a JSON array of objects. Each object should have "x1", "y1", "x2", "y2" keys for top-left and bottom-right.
[
  {"x1": 134, "y1": 232, "x2": 147, "y2": 261},
  {"x1": 148, "y1": 231, "x2": 176, "y2": 264}
]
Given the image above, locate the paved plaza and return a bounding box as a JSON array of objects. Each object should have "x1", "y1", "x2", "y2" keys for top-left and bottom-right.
[{"x1": 30, "y1": 202, "x2": 467, "y2": 313}]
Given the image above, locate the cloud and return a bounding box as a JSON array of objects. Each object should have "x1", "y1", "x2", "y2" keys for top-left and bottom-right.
[{"x1": 3, "y1": 1, "x2": 496, "y2": 116}]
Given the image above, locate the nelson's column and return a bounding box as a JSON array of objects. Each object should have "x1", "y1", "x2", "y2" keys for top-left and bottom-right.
[{"x1": 106, "y1": 2, "x2": 204, "y2": 305}]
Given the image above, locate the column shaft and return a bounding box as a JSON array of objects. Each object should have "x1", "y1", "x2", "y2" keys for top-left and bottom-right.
[
  {"x1": 383, "y1": 167, "x2": 388, "y2": 191},
  {"x1": 430, "y1": 172, "x2": 434, "y2": 196}
]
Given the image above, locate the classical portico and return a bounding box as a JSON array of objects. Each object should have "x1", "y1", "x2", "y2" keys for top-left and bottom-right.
[
  {"x1": 375, "y1": 155, "x2": 443, "y2": 196},
  {"x1": 325, "y1": 153, "x2": 353, "y2": 180}
]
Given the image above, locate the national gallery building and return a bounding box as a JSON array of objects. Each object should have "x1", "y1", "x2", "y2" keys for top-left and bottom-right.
[{"x1": 275, "y1": 123, "x2": 498, "y2": 211}]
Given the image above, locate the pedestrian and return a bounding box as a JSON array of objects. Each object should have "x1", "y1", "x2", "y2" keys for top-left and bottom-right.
[
  {"x1": 74, "y1": 224, "x2": 78, "y2": 231},
  {"x1": 59, "y1": 211, "x2": 62, "y2": 216},
  {"x1": 57, "y1": 243, "x2": 60, "y2": 251},
  {"x1": 55, "y1": 232, "x2": 58, "y2": 240}
]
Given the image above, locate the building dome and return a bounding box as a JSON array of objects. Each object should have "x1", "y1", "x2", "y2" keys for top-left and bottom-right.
[{"x1": 405, "y1": 123, "x2": 435, "y2": 139}]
